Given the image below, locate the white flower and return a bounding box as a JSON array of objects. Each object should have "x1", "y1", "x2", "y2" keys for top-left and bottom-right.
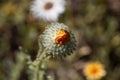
[
  {"x1": 30, "y1": 0, "x2": 65, "y2": 22},
  {"x1": 39, "y1": 23, "x2": 76, "y2": 57}
]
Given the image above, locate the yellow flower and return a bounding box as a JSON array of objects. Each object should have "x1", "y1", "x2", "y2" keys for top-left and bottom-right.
[
  {"x1": 83, "y1": 61, "x2": 106, "y2": 80},
  {"x1": 3, "y1": 3, "x2": 16, "y2": 14}
]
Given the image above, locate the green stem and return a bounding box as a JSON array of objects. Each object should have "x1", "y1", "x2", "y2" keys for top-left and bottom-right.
[{"x1": 33, "y1": 48, "x2": 48, "y2": 80}]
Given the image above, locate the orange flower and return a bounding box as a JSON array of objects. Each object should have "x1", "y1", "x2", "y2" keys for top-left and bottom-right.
[
  {"x1": 83, "y1": 61, "x2": 106, "y2": 80},
  {"x1": 4, "y1": 3, "x2": 16, "y2": 14},
  {"x1": 55, "y1": 30, "x2": 70, "y2": 45}
]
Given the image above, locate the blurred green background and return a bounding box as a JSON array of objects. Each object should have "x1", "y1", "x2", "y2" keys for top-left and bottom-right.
[{"x1": 0, "y1": 0, "x2": 120, "y2": 80}]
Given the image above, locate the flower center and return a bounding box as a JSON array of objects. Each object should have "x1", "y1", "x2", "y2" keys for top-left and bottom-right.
[
  {"x1": 91, "y1": 67, "x2": 98, "y2": 74},
  {"x1": 44, "y1": 2, "x2": 53, "y2": 10},
  {"x1": 55, "y1": 30, "x2": 70, "y2": 45}
]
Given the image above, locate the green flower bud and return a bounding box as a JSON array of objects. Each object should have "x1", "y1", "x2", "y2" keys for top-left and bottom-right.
[{"x1": 39, "y1": 23, "x2": 76, "y2": 57}]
